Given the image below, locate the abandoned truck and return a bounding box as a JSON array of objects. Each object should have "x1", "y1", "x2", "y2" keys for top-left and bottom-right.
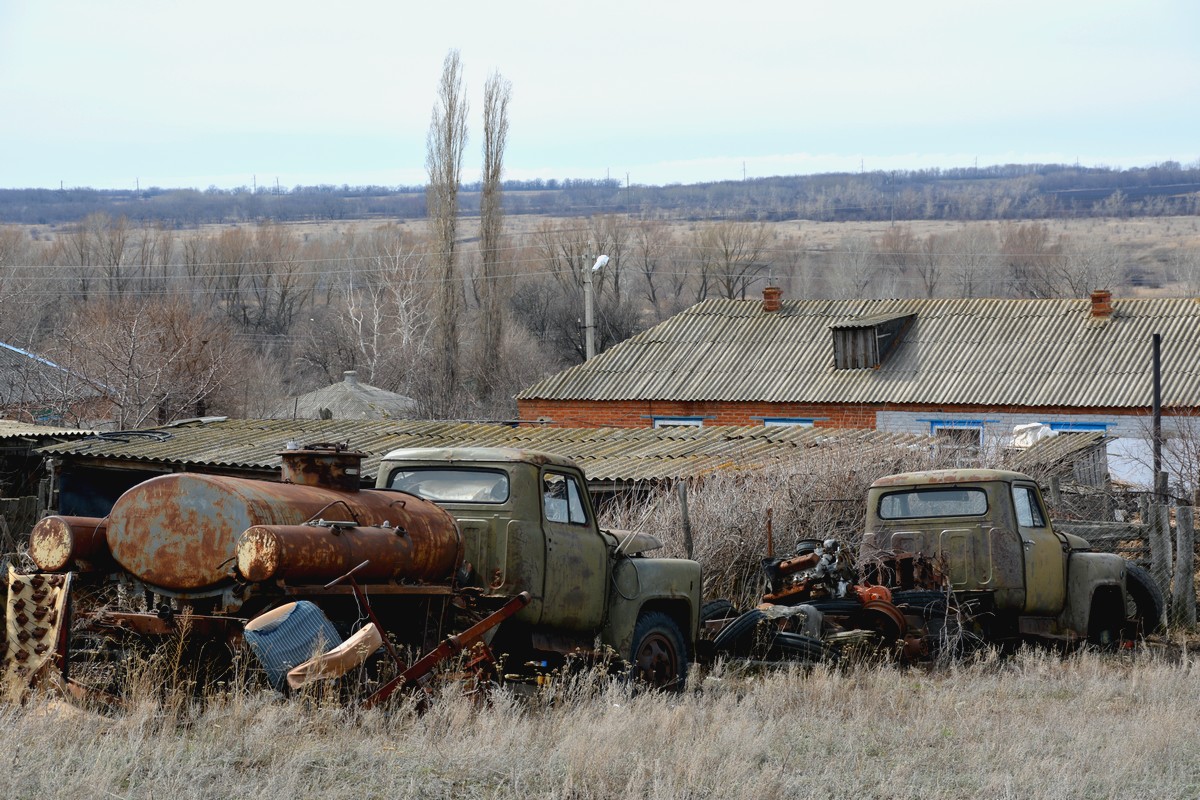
[
  {"x1": 861, "y1": 469, "x2": 1162, "y2": 645},
  {"x1": 712, "y1": 469, "x2": 1163, "y2": 661},
  {"x1": 13, "y1": 444, "x2": 700, "y2": 697}
]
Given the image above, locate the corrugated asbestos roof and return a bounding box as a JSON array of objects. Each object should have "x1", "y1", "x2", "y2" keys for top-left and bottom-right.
[
  {"x1": 517, "y1": 297, "x2": 1200, "y2": 409},
  {"x1": 269, "y1": 372, "x2": 417, "y2": 420},
  {"x1": 0, "y1": 420, "x2": 94, "y2": 441},
  {"x1": 38, "y1": 417, "x2": 933, "y2": 483},
  {"x1": 1007, "y1": 431, "x2": 1109, "y2": 472}
]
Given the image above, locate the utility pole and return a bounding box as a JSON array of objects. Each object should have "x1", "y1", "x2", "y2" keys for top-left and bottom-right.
[
  {"x1": 583, "y1": 253, "x2": 609, "y2": 360},
  {"x1": 583, "y1": 265, "x2": 596, "y2": 360}
]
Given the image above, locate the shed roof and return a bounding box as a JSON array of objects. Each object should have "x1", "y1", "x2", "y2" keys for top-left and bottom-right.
[
  {"x1": 0, "y1": 341, "x2": 97, "y2": 407},
  {"x1": 517, "y1": 297, "x2": 1200, "y2": 409},
  {"x1": 270, "y1": 371, "x2": 417, "y2": 420},
  {"x1": 0, "y1": 420, "x2": 95, "y2": 441},
  {"x1": 39, "y1": 417, "x2": 933, "y2": 484}
]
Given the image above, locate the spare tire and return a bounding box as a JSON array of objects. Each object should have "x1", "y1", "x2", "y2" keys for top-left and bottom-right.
[
  {"x1": 767, "y1": 632, "x2": 838, "y2": 664},
  {"x1": 1125, "y1": 562, "x2": 1165, "y2": 635},
  {"x1": 712, "y1": 609, "x2": 768, "y2": 655},
  {"x1": 700, "y1": 599, "x2": 738, "y2": 626},
  {"x1": 892, "y1": 589, "x2": 950, "y2": 618}
]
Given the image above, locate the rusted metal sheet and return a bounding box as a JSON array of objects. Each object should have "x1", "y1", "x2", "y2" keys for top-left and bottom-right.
[
  {"x1": 29, "y1": 515, "x2": 110, "y2": 572},
  {"x1": 104, "y1": 472, "x2": 461, "y2": 592},
  {"x1": 365, "y1": 591, "x2": 531, "y2": 709},
  {"x1": 237, "y1": 522, "x2": 460, "y2": 585},
  {"x1": 2, "y1": 570, "x2": 71, "y2": 700}
]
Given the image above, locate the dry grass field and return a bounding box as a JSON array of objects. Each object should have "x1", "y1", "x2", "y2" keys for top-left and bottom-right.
[
  {"x1": 26, "y1": 213, "x2": 1200, "y2": 285},
  {"x1": 2, "y1": 647, "x2": 1197, "y2": 799}
]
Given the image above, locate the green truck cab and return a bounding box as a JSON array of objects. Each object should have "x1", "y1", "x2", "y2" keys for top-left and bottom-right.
[
  {"x1": 860, "y1": 469, "x2": 1159, "y2": 645},
  {"x1": 377, "y1": 447, "x2": 701, "y2": 687}
]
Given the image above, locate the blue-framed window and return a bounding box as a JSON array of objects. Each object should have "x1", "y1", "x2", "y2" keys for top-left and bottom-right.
[
  {"x1": 927, "y1": 419, "x2": 984, "y2": 447},
  {"x1": 652, "y1": 416, "x2": 704, "y2": 429},
  {"x1": 763, "y1": 418, "x2": 815, "y2": 427},
  {"x1": 1044, "y1": 421, "x2": 1109, "y2": 432}
]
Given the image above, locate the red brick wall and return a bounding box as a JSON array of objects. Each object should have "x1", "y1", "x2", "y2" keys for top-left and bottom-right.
[{"x1": 516, "y1": 399, "x2": 1159, "y2": 428}]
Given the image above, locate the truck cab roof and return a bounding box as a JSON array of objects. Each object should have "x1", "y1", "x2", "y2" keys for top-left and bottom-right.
[{"x1": 870, "y1": 468, "x2": 1037, "y2": 489}]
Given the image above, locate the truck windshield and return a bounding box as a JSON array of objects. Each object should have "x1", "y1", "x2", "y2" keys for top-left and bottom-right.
[
  {"x1": 878, "y1": 487, "x2": 988, "y2": 519},
  {"x1": 387, "y1": 468, "x2": 509, "y2": 503}
]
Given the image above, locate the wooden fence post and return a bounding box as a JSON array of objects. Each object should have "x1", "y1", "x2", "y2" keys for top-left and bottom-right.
[
  {"x1": 1172, "y1": 505, "x2": 1197, "y2": 628},
  {"x1": 677, "y1": 481, "x2": 693, "y2": 560}
]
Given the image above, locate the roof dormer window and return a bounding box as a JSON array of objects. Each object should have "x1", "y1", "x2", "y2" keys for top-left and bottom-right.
[{"x1": 830, "y1": 313, "x2": 915, "y2": 369}]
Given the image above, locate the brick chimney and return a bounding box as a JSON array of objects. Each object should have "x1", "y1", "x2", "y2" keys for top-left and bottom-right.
[
  {"x1": 762, "y1": 286, "x2": 782, "y2": 313},
  {"x1": 1090, "y1": 290, "x2": 1113, "y2": 318}
]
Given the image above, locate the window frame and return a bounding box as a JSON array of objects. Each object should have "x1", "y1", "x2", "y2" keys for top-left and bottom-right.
[{"x1": 877, "y1": 486, "x2": 990, "y2": 520}]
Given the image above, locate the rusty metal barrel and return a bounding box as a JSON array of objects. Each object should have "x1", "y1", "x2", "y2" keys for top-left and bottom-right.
[
  {"x1": 237, "y1": 523, "x2": 460, "y2": 584},
  {"x1": 103, "y1": 472, "x2": 461, "y2": 592},
  {"x1": 29, "y1": 515, "x2": 111, "y2": 572}
]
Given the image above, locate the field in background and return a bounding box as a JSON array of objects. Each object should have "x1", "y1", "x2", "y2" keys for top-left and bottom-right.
[
  {"x1": 3, "y1": 648, "x2": 1197, "y2": 798},
  {"x1": 24, "y1": 213, "x2": 1200, "y2": 291}
]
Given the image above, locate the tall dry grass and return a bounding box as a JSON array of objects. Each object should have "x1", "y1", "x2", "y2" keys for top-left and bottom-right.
[{"x1": 2, "y1": 647, "x2": 1197, "y2": 799}]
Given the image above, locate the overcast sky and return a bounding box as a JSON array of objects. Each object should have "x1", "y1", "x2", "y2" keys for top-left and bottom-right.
[{"x1": 2, "y1": 0, "x2": 1197, "y2": 190}]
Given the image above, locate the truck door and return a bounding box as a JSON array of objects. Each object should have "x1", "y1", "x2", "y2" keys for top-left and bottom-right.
[
  {"x1": 1013, "y1": 482, "x2": 1066, "y2": 614},
  {"x1": 539, "y1": 469, "x2": 609, "y2": 631}
]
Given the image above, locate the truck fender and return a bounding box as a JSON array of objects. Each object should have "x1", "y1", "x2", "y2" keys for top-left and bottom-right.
[
  {"x1": 601, "y1": 556, "x2": 700, "y2": 661},
  {"x1": 1060, "y1": 550, "x2": 1126, "y2": 636}
]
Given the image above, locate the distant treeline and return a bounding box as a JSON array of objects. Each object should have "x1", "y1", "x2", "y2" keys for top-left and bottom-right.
[{"x1": 3, "y1": 162, "x2": 1199, "y2": 226}]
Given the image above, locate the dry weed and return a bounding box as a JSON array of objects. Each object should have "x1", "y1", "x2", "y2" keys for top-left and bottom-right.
[{"x1": 2, "y1": 649, "x2": 1197, "y2": 798}]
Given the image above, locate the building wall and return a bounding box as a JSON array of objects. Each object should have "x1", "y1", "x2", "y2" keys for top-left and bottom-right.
[
  {"x1": 517, "y1": 399, "x2": 879, "y2": 428},
  {"x1": 876, "y1": 409, "x2": 1195, "y2": 486},
  {"x1": 519, "y1": 399, "x2": 1155, "y2": 431},
  {"x1": 519, "y1": 398, "x2": 1196, "y2": 487}
]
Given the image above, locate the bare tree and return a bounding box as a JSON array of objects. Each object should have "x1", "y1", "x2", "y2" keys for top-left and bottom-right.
[
  {"x1": 941, "y1": 226, "x2": 998, "y2": 298},
  {"x1": 632, "y1": 219, "x2": 670, "y2": 318},
  {"x1": 1001, "y1": 222, "x2": 1064, "y2": 298},
  {"x1": 693, "y1": 221, "x2": 772, "y2": 300},
  {"x1": 478, "y1": 69, "x2": 511, "y2": 381},
  {"x1": 426, "y1": 49, "x2": 469, "y2": 416},
  {"x1": 50, "y1": 296, "x2": 245, "y2": 428},
  {"x1": 1050, "y1": 237, "x2": 1124, "y2": 297},
  {"x1": 826, "y1": 234, "x2": 881, "y2": 299}
]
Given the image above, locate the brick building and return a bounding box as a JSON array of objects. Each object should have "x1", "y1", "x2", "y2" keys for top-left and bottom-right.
[{"x1": 517, "y1": 290, "x2": 1200, "y2": 486}]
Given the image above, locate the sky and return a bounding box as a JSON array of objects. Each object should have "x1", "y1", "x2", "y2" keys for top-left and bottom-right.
[{"x1": 1, "y1": 0, "x2": 1197, "y2": 190}]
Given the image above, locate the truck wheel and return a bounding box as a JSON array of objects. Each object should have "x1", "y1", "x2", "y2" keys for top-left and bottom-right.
[
  {"x1": 630, "y1": 611, "x2": 688, "y2": 691},
  {"x1": 1125, "y1": 562, "x2": 1165, "y2": 636}
]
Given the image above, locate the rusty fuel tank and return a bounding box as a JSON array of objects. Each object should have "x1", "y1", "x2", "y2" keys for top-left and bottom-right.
[
  {"x1": 103, "y1": 450, "x2": 462, "y2": 593},
  {"x1": 237, "y1": 521, "x2": 459, "y2": 585},
  {"x1": 29, "y1": 515, "x2": 111, "y2": 572}
]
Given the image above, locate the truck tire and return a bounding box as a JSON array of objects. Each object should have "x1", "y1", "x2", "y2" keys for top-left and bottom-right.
[
  {"x1": 711, "y1": 609, "x2": 768, "y2": 654},
  {"x1": 630, "y1": 611, "x2": 688, "y2": 691},
  {"x1": 700, "y1": 599, "x2": 738, "y2": 628},
  {"x1": 1125, "y1": 562, "x2": 1165, "y2": 636},
  {"x1": 767, "y1": 632, "x2": 838, "y2": 664},
  {"x1": 892, "y1": 590, "x2": 950, "y2": 618}
]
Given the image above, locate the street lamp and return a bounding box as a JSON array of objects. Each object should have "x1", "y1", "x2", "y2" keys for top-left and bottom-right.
[{"x1": 583, "y1": 254, "x2": 609, "y2": 360}]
